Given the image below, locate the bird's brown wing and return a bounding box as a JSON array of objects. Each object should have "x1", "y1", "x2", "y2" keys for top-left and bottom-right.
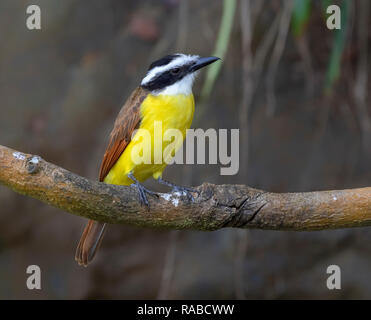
[
  {"x1": 76, "y1": 87, "x2": 149, "y2": 267},
  {"x1": 99, "y1": 87, "x2": 149, "y2": 182}
]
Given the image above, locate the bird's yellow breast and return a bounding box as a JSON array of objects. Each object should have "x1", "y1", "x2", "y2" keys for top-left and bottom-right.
[{"x1": 104, "y1": 93, "x2": 195, "y2": 185}]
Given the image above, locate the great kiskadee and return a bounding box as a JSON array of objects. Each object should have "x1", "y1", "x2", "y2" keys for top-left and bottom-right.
[{"x1": 75, "y1": 53, "x2": 220, "y2": 266}]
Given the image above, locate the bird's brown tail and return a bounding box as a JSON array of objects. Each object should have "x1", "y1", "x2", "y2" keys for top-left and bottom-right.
[{"x1": 75, "y1": 220, "x2": 107, "y2": 267}]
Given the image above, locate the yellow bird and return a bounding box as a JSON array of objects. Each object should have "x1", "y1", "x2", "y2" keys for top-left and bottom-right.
[{"x1": 75, "y1": 54, "x2": 220, "y2": 266}]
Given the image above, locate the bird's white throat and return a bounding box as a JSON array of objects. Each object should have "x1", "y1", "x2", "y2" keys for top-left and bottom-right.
[{"x1": 152, "y1": 73, "x2": 196, "y2": 96}]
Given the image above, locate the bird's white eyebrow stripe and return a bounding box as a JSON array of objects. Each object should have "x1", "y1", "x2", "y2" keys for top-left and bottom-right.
[{"x1": 141, "y1": 54, "x2": 198, "y2": 85}]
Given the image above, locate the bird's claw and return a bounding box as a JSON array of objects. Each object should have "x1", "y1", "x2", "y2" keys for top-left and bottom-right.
[{"x1": 128, "y1": 173, "x2": 158, "y2": 208}]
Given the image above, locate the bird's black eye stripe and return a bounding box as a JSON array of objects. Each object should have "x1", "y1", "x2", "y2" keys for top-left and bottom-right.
[{"x1": 142, "y1": 62, "x2": 193, "y2": 91}]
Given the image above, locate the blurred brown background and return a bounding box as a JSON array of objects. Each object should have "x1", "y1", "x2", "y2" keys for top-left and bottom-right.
[{"x1": 0, "y1": 0, "x2": 370, "y2": 299}]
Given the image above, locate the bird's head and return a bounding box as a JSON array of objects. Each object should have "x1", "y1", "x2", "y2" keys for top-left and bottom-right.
[{"x1": 141, "y1": 54, "x2": 220, "y2": 95}]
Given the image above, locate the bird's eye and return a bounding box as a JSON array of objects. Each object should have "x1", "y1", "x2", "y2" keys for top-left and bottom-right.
[{"x1": 171, "y1": 68, "x2": 180, "y2": 75}]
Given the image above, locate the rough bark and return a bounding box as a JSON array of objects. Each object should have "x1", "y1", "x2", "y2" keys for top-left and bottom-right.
[{"x1": 0, "y1": 144, "x2": 370, "y2": 231}]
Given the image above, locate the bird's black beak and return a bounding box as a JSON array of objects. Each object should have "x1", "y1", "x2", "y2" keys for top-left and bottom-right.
[{"x1": 190, "y1": 56, "x2": 220, "y2": 72}]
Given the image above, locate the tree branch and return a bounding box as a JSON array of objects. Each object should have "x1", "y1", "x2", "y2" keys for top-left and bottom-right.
[{"x1": 0, "y1": 144, "x2": 370, "y2": 231}]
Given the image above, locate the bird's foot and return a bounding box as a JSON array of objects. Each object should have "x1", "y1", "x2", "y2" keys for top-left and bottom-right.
[
  {"x1": 128, "y1": 173, "x2": 158, "y2": 207},
  {"x1": 156, "y1": 177, "x2": 199, "y2": 202}
]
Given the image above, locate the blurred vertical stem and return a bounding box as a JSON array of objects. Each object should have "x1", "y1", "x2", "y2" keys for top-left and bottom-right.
[
  {"x1": 176, "y1": 0, "x2": 189, "y2": 51},
  {"x1": 291, "y1": 0, "x2": 314, "y2": 95},
  {"x1": 325, "y1": 0, "x2": 349, "y2": 93},
  {"x1": 266, "y1": 0, "x2": 294, "y2": 116},
  {"x1": 291, "y1": 0, "x2": 311, "y2": 37},
  {"x1": 354, "y1": 0, "x2": 371, "y2": 152},
  {"x1": 199, "y1": 0, "x2": 236, "y2": 105},
  {"x1": 239, "y1": 0, "x2": 252, "y2": 182}
]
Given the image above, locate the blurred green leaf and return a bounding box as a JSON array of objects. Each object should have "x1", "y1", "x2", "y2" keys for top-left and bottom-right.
[
  {"x1": 291, "y1": 0, "x2": 311, "y2": 37},
  {"x1": 321, "y1": 0, "x2": 333, "y2": 12},
  {"x1": 325, "y1": 0, "x2": 349, "y2": 93},
  {"x1": 200, "y1": 0, "x2": 236, "y2": 102}
]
